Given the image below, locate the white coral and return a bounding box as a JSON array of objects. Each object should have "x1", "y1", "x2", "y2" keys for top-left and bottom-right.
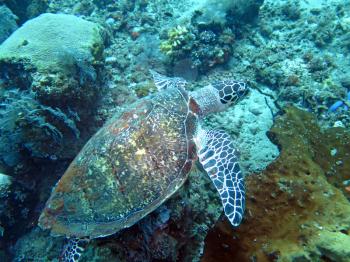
[{"x1": 178, "y1": 0, "x2": 261, "y2": 24}]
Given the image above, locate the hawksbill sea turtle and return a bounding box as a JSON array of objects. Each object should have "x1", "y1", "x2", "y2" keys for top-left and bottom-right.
[{"x1": 38, "y1": 70, "x2": 249, "y2": 261}]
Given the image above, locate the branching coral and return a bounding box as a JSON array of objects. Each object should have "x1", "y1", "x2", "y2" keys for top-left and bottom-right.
[{"x1": 160, "y1": 25, "x2": 194, "y2": 56}]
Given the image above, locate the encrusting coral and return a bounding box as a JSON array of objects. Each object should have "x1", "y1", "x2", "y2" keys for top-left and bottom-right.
[{"x1": 202, "y1": 106, "x2": 350, "y2": 261}]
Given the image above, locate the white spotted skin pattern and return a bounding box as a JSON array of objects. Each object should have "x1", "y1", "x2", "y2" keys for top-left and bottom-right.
[
  {"x1": 195, "y1": 128, "x2": 245, "y2": 226},
  {"x1": 190, "y1": 80, "x2": 248, "y2": 117},
  {"x1": 212, "y1": 80, "x2": 247, "y2": 105}
]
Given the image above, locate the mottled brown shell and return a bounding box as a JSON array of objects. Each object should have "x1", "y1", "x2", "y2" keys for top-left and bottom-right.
[{"x1": 38, "y1": 87, "x2": 198, "y2": 238}]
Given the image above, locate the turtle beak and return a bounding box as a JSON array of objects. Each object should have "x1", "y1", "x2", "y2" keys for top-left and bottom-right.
[{"x1": 236, "y1": 82, "x2": 249, "y2": 99}]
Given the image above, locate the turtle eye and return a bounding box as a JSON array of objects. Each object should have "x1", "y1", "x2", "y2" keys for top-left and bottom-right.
[
  {"x1": 236, "y1": 82, "x2": 248, "y2": 97},
  {"x1": 213, "y1": 80, "x2": 248, "y2": 105}
]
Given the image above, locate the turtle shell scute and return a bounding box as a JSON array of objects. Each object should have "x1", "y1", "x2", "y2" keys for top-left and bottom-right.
[{"x1": 38, "y1": 87, "x2": 198, "y2": 238}]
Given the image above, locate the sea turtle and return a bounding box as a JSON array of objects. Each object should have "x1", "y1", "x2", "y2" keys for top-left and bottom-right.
[{"x1": 38, "y1": 70, "x2": 248, "y2": 261}]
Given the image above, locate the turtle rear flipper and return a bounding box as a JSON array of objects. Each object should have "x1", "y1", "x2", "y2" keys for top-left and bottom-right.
[
  {"x1": 195, "y1": 128, "x2": 245, "y2": 226},
  {"x1": 60, "y1": 237, "x2": 89, "y2": 262}
]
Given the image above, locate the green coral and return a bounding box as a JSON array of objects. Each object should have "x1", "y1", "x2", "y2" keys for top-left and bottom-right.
[
  {"x1": 315, "y1": 231, "x2": 350, "y2": 262},
  {"x1": 160, "y1": 25, "x2": 194, "y2": 56},
  {"x1": 0, "y1": 13, "x2": 105, "y2": 114},
  {"x1": 0, "y1": 13, "x2": 104, "y2": 74}
]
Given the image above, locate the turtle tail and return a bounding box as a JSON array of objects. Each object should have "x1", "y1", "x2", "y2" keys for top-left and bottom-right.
[{"x1": 59, "y1": 237, "x2": 90, "y2": 262}]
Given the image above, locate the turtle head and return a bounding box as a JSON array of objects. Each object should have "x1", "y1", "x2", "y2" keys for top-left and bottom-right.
[
  {"x1": 212, "y1": 80, "x2": 248, "y2": 106},
  {"x1": 190, "y1": 80, "x2": 249, "y2": 116}
]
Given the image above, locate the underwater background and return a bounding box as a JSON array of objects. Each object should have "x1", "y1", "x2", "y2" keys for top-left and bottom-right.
[{"x1": 0, "y1": 0, "x2": 350, "y2": 261}]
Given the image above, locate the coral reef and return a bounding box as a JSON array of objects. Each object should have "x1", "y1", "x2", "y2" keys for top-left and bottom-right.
[
  {"x1": 13, "y1": 227, "x2": 64, "y2": 261},
  {"x1": 224, "y1": 0, "x2": 350, "y2": 127},
  {"x1": 0, "y1": 173, "x2": 12, "y2": 199},
  {"x1": 160, "y1": 24, "x2": 235, "y2": 72},
  {"x1": 202, "y1": 106, "x2": 350, "y2": 261},
  {"x1": 160, "y1": 25, "x2": 195, "y2": 56},
  {"x1": 159, "y1": 0, "x2": 264, "y2": 72},
  {"x1": 0, "y1": 13, "x2": 104, "y2": 96},
  {"x1": 0, "y1": 14, "x2": 106, "y2": 258},
  {"x1": 0, "y1": 170, "x2": 40, "y2": 255},
  {"x1": 178, "y1": 0, "x2": 264, "y2": 25},
  {"x1": 1, "y1": 0, "x2": 350, "y2": 261},
  {"x1": 0, "y1": 13, "x2": 105, "y2": 166},
  {"x1": 328, "y1": 90, "x2": 350, "y2": 112}
]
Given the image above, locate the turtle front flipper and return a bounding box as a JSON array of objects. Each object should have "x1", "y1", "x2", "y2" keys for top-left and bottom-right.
[
  {"x1": 60, "y1": 237, "x2": 89, "y2": 262},
  {"x1": 195, "y1": 128, "x2": 245, "y2": 226}
]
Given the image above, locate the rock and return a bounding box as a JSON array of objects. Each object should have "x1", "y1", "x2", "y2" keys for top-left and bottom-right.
[
  {"x1": 0, "y1": 13, "x2": 103, "y2": 77},
  {"x1": 178, "y1": 0, "x2": 264, "y2": 25},
  {"x1": 314, "y1": 231, "x2": 350, "y2": 262},
  {"x1": 206, "y1": 89, "x2": 279, "y2": 174},
  {"x1": 0, "y1": 13, "x2": 104, "y2": 108},
  {"x1": 339, "y1": 74, "x2": 350, "y2": 89},
  {"x1": 2, "y1": 0, "x2": 48, "y2": 25},
  {"x1": 0, "y1": 173, "x2": 12, "y2": 198},
  {"x1": 202, "y1": 107, "x2": 350, "y2": 261},
  {"x1": 0, "y1": 5, "x2": 18, "y2": 44},
  {"x1": 13, "y1": 227, "x2": 64, "y2": 261},
  {"x1": 0, "y1": 13, "x2": 105, "y2": 163}
]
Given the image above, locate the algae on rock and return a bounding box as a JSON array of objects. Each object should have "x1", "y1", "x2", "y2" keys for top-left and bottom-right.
[
  {"x1": 0, "y1": 13, "x2": 103, "y2": 74},
  {"x1": 203, "y1": 106, "x2": 350, "y2": 262},
  {"x1": 314, "y1": 231, "x2": 350, "y2": 262},
  {"x1": 178, "y1": 0, "x2": 264, "y2": 25},
  {"x1": 0, "y1": 13, "x2": 105, "y2": 169},
  {"x1": 0, "y1": 13, "x2": 104, "y2": 106}
]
